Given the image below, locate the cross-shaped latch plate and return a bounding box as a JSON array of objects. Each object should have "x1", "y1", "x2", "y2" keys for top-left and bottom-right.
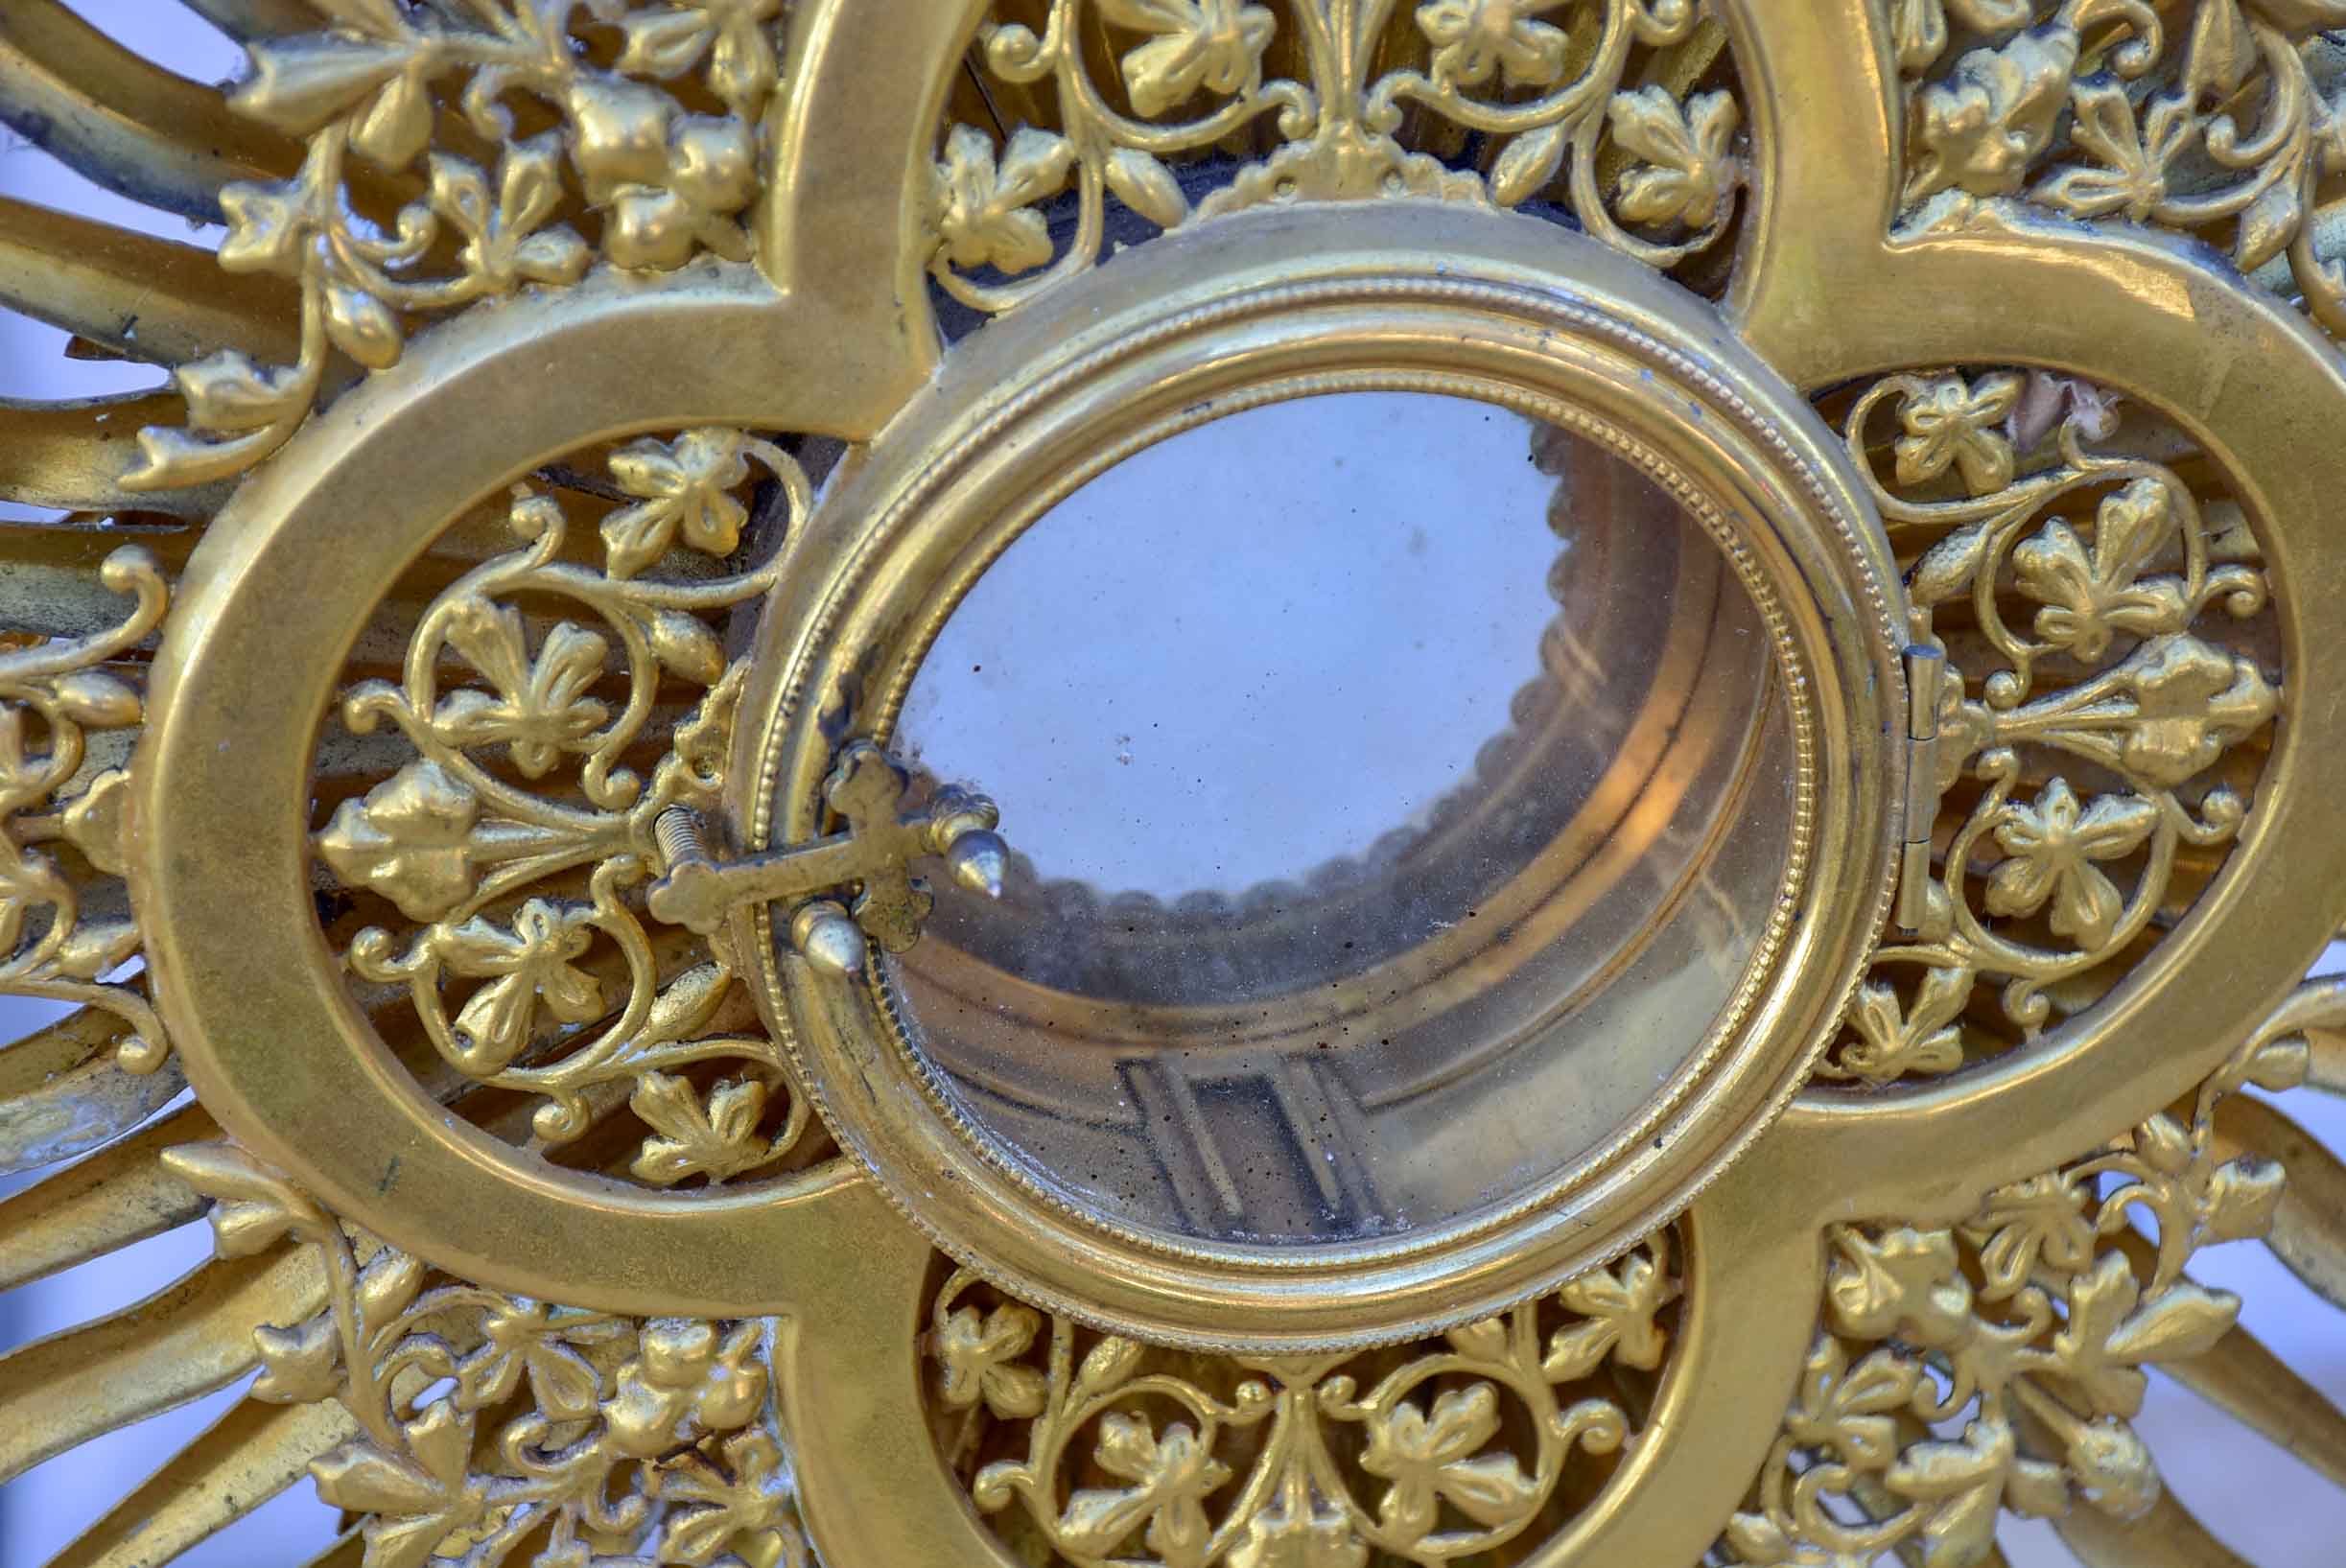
[{"x1": 645, "y1": 741, "x2": 1007, "y2": 977}]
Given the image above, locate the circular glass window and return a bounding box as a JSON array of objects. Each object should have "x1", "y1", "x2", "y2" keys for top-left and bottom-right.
[{"x1": 890, "y1": 392, "x2": 1797, "y2": 1246}]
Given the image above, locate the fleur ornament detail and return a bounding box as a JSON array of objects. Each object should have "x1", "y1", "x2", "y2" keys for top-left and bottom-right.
[
  {"x1": 936, "y1": 1236, "x2": 1665, "y2": 1564},
  {"x1": 1060, "y1": 1413, "x2": 1235, "y2": 1565},
  {"x1": 1987, "y1": 780, "x2": 2159, "y2": 950},
  {"x1": 316, "y1": 761, "x2": 484, "y2": 924},
  {"x1": 935, "y1": 0, "x2": 1744, "y2": 313},
  {"x1": 1908, "y1": 28, "x2": 2078, "y2": 203},
  {"x1": 932, "y1": 125, "x2": 1078, "y2": 277},
  {"x1": 1416, "y1": 0, "x2": 1570, "y2": 90},
  {"x1": 1106, "y1": 0, "x2": 1279, "y2": 116},
  {"x1": 1893, "y1": 371, "x2": 2022, "y2": 495}
]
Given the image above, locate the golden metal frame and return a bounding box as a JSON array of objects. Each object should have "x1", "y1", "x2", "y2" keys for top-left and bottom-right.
[{"x1": 0, "y1": 0, "x2": 2342, "y2": 1564}]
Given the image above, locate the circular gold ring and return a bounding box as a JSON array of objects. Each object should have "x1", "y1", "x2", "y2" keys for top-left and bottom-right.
[{"x1": 736, "y1": 202, "x2": 1908, "y2": 1349}]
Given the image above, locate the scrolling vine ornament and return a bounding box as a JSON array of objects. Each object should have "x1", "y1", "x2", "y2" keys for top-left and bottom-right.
[
  {"x1": 163, "y1": 1141, "x2": 811, "y2": 1568},
  {"x1": 1895, "y1": 0, "x2": 2346, "y2": 339},
  {"x1": 4, "y1": 1, "x2": 2346, "y2": 1566},
  {"x1": 1730, "y1": 980, "x2": 2344, "y2": 1567},
  {"x1": 929, "y1": 0, "x2": 1748, "y2": 316},
  {"x1": 313, "y1": 427, "x2": 817, "y2": 1182},
  {"x1": 1818, "y1": 367, "x2": 2279, "y2": 1085},
  {"x1": 124, "y1": 0, "x2": 787, "y2": 491},
  {"x1": 929, "y1": 1233, "x2": 1679, "y2": 1567}
]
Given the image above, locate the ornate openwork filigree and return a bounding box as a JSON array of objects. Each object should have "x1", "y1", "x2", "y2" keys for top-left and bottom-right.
[
  {"x1": 127, "y1": 0, "x2": 791, "y2": 491},
  {"x1": 931, "y1": 0, "x2": 1748, "y2": 316},
  {"x1": 1895, "y1": 0, "x2": 2346, "y2": 343},
  {"x1": 312, "y1": 427, "x2": 814, "y2": 1183},
  {"x1": 0, "y1": 545, "x2": 172, "y2": 1077},
  {"x1": 164, "y1": 1140, "x2": 809, "y2": 1568},
  {"x1": 1727, "y1": 980, "x2": 2339, "y2": 1566},
  {"x1": 1818, "y1": 367, "x2": 2279, "y2": 1085},
  {"x1": 928, "y1": 1233, "x2": 1679, "y2": 1566}
]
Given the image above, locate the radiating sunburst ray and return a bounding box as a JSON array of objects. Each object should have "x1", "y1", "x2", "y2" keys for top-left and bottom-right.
[{"x1": 0, "y1": 1243, "x2": 325, "y2": 1483}]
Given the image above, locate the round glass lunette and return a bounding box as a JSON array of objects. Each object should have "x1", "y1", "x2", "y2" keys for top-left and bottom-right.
[{"x1": 888, "y1": 392, "x2": 1797, "y2": 1246}]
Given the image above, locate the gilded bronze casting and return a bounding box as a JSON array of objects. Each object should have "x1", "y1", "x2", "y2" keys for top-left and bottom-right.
[{"x1": 0, "y1": 1, "x2": 2342, "y2": 1565}]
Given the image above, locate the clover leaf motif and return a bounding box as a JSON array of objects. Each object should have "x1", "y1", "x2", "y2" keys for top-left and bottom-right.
[
  {"x1": 566, "y1": 78, "x2": 760, "y2": 272},
  {"x1": 1894, "y1": 371, "x2": 2024, "y2": 496},
  {"x1": 656, "y1": 1427, "x2": 793, "y2": 1567},
  {"x1": 1879, "y1": 1416, "x2": 2072, "y2": 1563},
  {"x1": 1359, "y1": 1384, "x2": 1540, "y2": 1547},
  {"x1": 1105, "y1": 0, "x2": 1279, "y2": 116},
  {"x1": 628, "y1": 1072, "x2": 773, "y2": 1185},
  {"x1": 602, "y1": 427, "x2": 757, "y2": 578},
  {"x1": 312, "y1": 1402, "x2": 490, "y2": 1568},
  {"x1": 2012, "y1": 477, "x2": 2191, "y2": 661},
  {"x1": 1960, "y1": 1173, "x2": 2097, "y2": 1299},
  {"x1": 433, "y1": 599, "x2": 611, "y2": 778},
  {"x1": 605, "y1": 1321, "x2": 769, "y2": 1459},
  {"x1": 1417, "y1": 0, "x2": 1569, "y2": 90},
  {"x1": 615, "y1": 0, "x2": 786, "y2": 114},
  {"x1": 935, "y1": 1301, "x2": 1049, "y2": 1419},
  {"x1": 1059, "y1": 1413, "x2": 1233, "y2": 1566},
  {"x1": 1839, "y1": 965, "x2": 1972, "y2": 1085},
  {"x1": 419, "y1": 136, "x2": 591, "y2": 295},
  {"x1": 437, "y1": 898, "x2": 606, "y2": 1075},
  {"x1": 1986, "y1": 778, "x2": 2157, "y2": 950},
  {"x1": 932, "y1": 124, "x2": 1078, "y2": 277},
  {"x1": 453, "y1": 1299, "x2": 624, "y2": 1420},
  {"x1": 1610, "y1": 87, "x2": 1742, "y2": 230},
  {"x1": 1544, "y1": 1243, "x2": 1679, "y2": 1379}
]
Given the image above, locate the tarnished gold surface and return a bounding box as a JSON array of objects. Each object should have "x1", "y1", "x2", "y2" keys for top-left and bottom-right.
[{"x1": 0, "y1": 1, "x2": 2342, "y2": 1565}]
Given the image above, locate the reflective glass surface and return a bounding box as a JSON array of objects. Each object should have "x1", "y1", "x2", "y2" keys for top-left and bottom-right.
[{"x1": 892, "y1": 393, "x2": 1796, "y2": 1245}]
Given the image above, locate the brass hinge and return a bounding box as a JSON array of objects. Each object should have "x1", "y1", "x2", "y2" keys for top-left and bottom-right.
[
  {"x1": 1896, "y1": 645, "x2": 1945, "y2": 935},
  {"x1": 645, "y1": 741, "x2": 1007, "y2": 977}
]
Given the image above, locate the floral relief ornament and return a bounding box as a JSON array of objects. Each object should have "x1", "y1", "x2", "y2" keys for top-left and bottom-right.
[
  {"x1": 930, "y1": 0, "x2": 1749, "y2": 316},
  {"x1": 0, "y1": 548, "x2": 174, "y2": 1073},
  {"x1": 1819, "y1": 367, "x2": 2276, "y2": 1085},
  {"x1": 127, "y1": 0, "x2": 790, "y2": 493},
  {"x1": 930, "y1": 1232, "x2": 1679, "y2": 1567},
  {"x1": 161, "y1": 1140, "x2": 809, "y2": 1568},
  {"x1": 1896, "y1": 0, "x2": 2346, "y2": 343},
  {"x1": 315, "y1": 428, "x2": 809, "y2": 1179},
  {"x1": 1727, "y1": 980, "x2": 2335, "y2": 1566}
]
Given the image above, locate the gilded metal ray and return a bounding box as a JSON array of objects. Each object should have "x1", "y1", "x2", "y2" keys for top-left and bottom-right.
[
  {"x1": 40, "y1": 1394, "x2": 359, "y2": 1568},
  {"x1": 0, "y1": 1244, "x2": 322, "y2": 1483},
  {"x1": 0, "y1": 1102, "x2": 217, "y2": 1293},
  {"x1": 0, "y1": 0, "x2": 305, "y2": 222},
  {"x1": 0, "y1": 196, "x2": 300, "y2": 368},
  {"x1": 0, "y1": 394, "x2": 222, "y2": 518},
  {"x1": 2166, "y1": 1323, "x2": 2346, "y2": 1495}
]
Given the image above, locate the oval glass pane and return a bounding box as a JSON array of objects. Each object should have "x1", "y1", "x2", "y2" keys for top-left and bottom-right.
[{"x1": 891, "y1": 392, "x2": 1796, "y2": 1246}]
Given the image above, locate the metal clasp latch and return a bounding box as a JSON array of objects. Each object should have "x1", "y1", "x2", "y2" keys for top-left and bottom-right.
[
  {"x1": 1896, "y1": 645, "x2": 1945, "y2": 935},
  {"x1": 645, "y1": 740, "x2": 1008, "y2": 977}
]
